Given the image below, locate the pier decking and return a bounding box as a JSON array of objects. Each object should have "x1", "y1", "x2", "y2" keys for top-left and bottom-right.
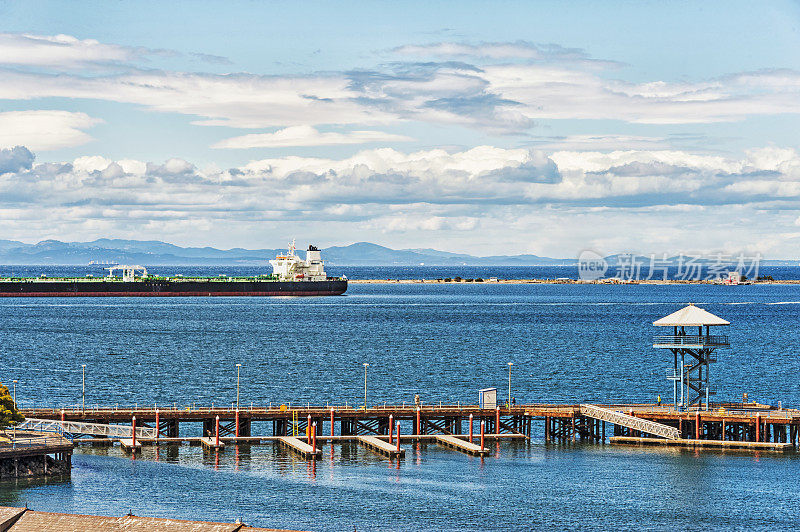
[{"x1": 19, "y1": 400, "x2": 800, "y2": 455}]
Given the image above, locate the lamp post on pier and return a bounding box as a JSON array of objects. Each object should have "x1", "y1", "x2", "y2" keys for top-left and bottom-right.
[
  {"x1": 12, "y1": 380, "x2": 17, "y2": 405},
  {"x1": 507, "y1": 362, "x2": 513, "y2": 407},
  {"x1": 81, "y1": 364, "x2": 86, "y2": 412},
  {"x1": 363, "y1": 363, "x2": 369, "y2": 410},
  {"x1": 236, "y1": 364, "x2": 242, "y2": 410}
]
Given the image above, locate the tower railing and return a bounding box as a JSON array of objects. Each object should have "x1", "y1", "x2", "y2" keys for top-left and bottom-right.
[{"x1": 653, "y1": 334, "x2": 729, "y2": 347}]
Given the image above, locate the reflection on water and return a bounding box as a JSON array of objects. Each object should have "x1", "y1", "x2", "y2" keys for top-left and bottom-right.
[{"x1": 3, "y1": 441, "x2": 796, "y2": 531}]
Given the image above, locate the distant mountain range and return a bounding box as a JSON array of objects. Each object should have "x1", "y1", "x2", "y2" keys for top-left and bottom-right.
[
  {"x1": 0, "y1": 239, "x2": 795, "y2": 266},
  {"x1": 0, "y1": 239, "x2": 576, "y2": 266}
]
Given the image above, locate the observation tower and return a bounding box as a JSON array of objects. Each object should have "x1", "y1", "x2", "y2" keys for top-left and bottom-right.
[{"x1": 653, "y1": 304, "x2": 730, "y2": 411}]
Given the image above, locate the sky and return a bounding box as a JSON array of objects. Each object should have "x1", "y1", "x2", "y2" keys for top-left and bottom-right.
[{"x1": 1, "y1": 0, "x2": 800, "y2": 257}]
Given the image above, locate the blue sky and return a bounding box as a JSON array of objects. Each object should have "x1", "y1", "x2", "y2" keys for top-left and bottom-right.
[{"x1": 1, "y1": 1, "x2": 799, "y2": 256}]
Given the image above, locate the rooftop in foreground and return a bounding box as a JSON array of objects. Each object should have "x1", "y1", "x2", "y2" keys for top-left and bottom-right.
[{"x1": 0, "y1": 506, "x2": 304, "y2": 532}]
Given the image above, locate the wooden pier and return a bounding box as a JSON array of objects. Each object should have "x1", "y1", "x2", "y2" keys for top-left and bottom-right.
[
  {"x1": 0, "y1": 431, "x2": 73, "y2": 479},
  {"x1": 18, "y1": 400, "x2": 800, "y2": 454}
]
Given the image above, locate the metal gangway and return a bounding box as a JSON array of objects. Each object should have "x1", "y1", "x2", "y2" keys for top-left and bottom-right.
[
  {"x1": 579, "y1": 404, "x2": 680, "y2": 440},
  {"x1": 16, "y1": 418, "x2": 156, "y2": 440}
]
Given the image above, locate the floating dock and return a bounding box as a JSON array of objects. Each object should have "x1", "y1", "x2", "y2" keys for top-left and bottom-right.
[
  {"x1": 434, "y1": 435, "x2": 489, "y2": 456},
  {"x1": 200, "y1": 437, "x2": 224, "y2": 450},
  {"x1": 356, "y1": 435, "x2": 405, "y2": 457},
  {"x1": 610, "y1": 436, "x2": 795, "y2": 452},
  {"x1": 119, "y1": 438, "x2": 141, "y2": 453},
  {"x1": 277, "y1": 437, "x2": 322, "y2": 460}
]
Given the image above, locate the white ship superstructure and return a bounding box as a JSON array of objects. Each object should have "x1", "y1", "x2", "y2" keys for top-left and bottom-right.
[{"x1": 269, "y1": 241, "x2": 328, "y2": 281}]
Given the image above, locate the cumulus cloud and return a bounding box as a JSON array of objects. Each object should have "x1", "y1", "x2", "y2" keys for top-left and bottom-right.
[
  {"x1": 0, "y1": 110, "x2": 101, "y2": 151},
  {"x1": 0, "y1": 146, "x2": 35, "y2": 174},
  {"x1": 0, "y1": 144, "x2": 797, "y2": 216},
  {"x1": 212, "y1": 125, "x2": 414, "y2": 149},
  {"x1": 2, "y1": 145, "x2": 800, "y2": 255}
]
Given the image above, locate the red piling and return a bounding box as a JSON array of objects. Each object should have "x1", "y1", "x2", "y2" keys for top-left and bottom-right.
[
  {"x1": 388, "y1": 414, "x2": 394, "y2": 444},
  {"x1": 756, "y1": 414, "x2": 761, "y2": 442},
  {"x1": 307, "y1": 414, "x2": 312, "y2": 444},
  {"x1": 215, "y1": 415, "x2": 220, "y2": 447},
  {"x1": 312, "y1": 423, "x2": 317, "y2": 456},
  {"x1": 330, "y1": 407, "x2": 335, "y2": 437},
  {"x1": 480, "y1": 420, "x2": 485, "y2": 451},
  {"x1": 155, "y1": 409, "x2": 160, "y2": 443},
  {"x1": 131, "y1": 416, "x2": 137, "y2": 448},
  {"x1": 695, "y1": 412, "x2": 701, "y2": 440},
  {"x1": 416, "y1": 407, "x2": 421, "y2": 436},
  {"x1": 235, "y1": 409, "x2": 240, "y2": 438},
  {"x1": 61, "y1": 409, "x2": 65, "y2": 423},
  {"x1": 396, "y1": 421, "x2": 401, "y2": 454},
  {"x1": 469, "y1": 413, "x2": 474, "y2": 443},
  {"x1": 495, "y1": 407, "x2": 500, "y2": 435}
]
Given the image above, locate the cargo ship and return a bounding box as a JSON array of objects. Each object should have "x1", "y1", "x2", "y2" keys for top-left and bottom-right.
[{"x1": 0, "y1": 242, "x2": 347, "y2": 297}]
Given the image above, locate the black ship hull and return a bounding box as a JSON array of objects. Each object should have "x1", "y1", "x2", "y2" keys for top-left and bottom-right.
[{"x1": 0, "y1": 279, "x2": 347, "y2": 297}]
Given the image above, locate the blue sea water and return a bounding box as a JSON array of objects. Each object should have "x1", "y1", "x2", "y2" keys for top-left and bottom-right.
[
  {"x1": 1, "y1": 267, "x2": 800, "y2": 530},
  {"x1": 2, "y1": 264, "x2": 799, "y2": 280}
]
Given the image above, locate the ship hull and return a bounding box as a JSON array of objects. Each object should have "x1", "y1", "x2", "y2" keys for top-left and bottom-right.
[{"x1": 0, "y1": 279, "x2": 347, "y2": 297}]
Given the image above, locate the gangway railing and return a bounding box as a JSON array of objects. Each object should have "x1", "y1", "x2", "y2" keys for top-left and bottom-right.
[
  {"x1": 16, "y1": 418, "x2": 156, "y2": 440},
  {"x1": 579, "y1": 404, "x2": 680, "y2": 440}
]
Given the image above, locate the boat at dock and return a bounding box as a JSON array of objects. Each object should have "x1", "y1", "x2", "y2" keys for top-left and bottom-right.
[{"x1": 0, "y1": 242, "x2": 347, "y2": 297}]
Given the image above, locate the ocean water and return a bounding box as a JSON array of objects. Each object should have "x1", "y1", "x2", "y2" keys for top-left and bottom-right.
[
  {"x1": 1, "y1": 273, "x2": 800, "y2": 530},
  {"x1": 2, "y1": 264, "x2": 799, "y2": 281}
]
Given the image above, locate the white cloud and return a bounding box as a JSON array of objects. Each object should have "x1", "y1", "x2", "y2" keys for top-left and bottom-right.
[
  {"x1": 0, "y1": 70, "x2": 394, "y2": 129},
  {"x1": 368, "y1": 215, "x2": 480, "y2": 233},
  {"x1": 0, "y1": 38, "x2": 798, "y2": 136},
  {"x1": 0, "y1": 111, "x2": 101, "y2": 151},
  {"x1": 528, "y1": 134, "x2": 675, "y2": 152},
  {"x1": 394, "y1": 42, "x2": 544, "y2": 60},
  {"x1": 0, "y1": 33, "x2": 144, "y2": 69},
  {"x1": 391, "y1": 41, "x2": 594, "y2": 63},
  {"x1": 212, "y1": 125, "x2": 414, "y2": 149}
]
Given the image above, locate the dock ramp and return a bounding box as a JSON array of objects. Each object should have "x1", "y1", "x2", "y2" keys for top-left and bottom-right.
[
  {"x1": 579, "y1": 405, "x2": 679, "y2": 440},
  {"x1": 17, "y1": 418, "x2": 156, "y2": 440}
]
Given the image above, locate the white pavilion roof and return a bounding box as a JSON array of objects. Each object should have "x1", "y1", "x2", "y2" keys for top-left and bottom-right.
[{"x1": 652, "y1": 303, "x2": 729, "y2": 327}]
